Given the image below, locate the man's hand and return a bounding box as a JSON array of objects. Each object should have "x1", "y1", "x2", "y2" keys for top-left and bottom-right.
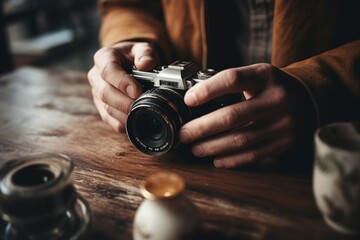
[
  {"x1": 87, "y1": 42, "x2": 160, "y2": 132},
  {"x1": 179, "y1": 63, "x2": 314, "y2": 168}
]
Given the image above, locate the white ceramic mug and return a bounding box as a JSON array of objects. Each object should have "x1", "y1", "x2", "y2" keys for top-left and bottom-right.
[{"x1": 313, "y1": 122, "x2": 360, "y2": 235}]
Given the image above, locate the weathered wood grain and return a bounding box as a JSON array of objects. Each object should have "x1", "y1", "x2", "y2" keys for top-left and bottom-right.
[{"x1": 0, "y1": 68, "x2": 357, "y2": 240}]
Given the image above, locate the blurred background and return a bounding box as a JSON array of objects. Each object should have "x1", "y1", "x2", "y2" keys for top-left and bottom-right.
[{"x1": 1, "y1": 0, "x2": 100, "y2": 75}]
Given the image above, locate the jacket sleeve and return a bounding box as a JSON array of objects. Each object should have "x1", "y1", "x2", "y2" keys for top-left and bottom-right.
[
  {"x1": 282, "y1": 40, "x2": 360, "y2": 126},
  {"x1": 98, "y1": 0, "x2": 171, "y2": 60}
]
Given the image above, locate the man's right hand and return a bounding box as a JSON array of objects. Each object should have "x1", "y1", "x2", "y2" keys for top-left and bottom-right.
[{"x1": 87, "y1": 42, "x2": 160, "y2": 132}]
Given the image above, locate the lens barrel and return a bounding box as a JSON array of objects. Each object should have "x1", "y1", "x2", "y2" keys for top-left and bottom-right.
[{"x1": 126, "y1": 88, "x2": 191, "y2": 155}]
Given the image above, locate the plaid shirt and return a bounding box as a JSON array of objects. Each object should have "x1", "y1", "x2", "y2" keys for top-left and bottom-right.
[
  {"x1": 248, "y1": 0, "x2": 274, "y2": 64},
  {"x1": 207, "y1": 0, "x2": 274, "y2": 69}
]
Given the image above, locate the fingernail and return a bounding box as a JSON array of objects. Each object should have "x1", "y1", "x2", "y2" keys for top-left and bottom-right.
[
  {"x1": 214, "y1": 159, "x2": 225, "y2": 168},
  {"x1": 179, "y1": 128, "x2": 191, "y2": 143},
  {"x1": 126, "y1": 85, "x2": 135, "y2": 98},
  {"x1": 192, "y1": 145, "x2": 204, "y2": 157},
  {"x1": 138, "y1": 55, "x2": 153, "y2": 62}
]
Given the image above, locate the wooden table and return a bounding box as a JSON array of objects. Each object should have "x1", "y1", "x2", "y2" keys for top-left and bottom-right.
[{"x1": 0, "y1": 67, "x2": 356, "y2": 240}]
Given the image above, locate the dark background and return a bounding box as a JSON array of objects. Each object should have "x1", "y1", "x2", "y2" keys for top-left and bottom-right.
[{"x1": 1, "y1": 0, "x2": 100, "y2": 75}]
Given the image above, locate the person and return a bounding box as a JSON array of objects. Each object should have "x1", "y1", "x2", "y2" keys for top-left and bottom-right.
[{"x1": 87, "y1": 0, "x2": 360, "y2": 169}]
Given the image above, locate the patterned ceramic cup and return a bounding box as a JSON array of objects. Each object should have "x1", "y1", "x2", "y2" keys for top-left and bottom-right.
[{"x1": 313, "y1": 122, "x2": 360, "y2": 235}]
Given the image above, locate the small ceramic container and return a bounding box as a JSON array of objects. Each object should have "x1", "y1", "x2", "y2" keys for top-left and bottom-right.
[
  {"x1": 133, "y1": 171, "x2": 200, "y2": 240},
  {"x1": 0, "y1": 153, "x2": 91, "y2": 240},
  {"x1": 313, "y1": 122, "x2": 360, "y2": 235}
]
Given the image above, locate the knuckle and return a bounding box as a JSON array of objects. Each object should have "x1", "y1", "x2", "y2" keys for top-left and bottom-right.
[
  {"x1": 203, "y1": 143, "x2": 216, "y2": 155},
  {"x1": 194, "y1": 123, "x2": 205, "y2": 138},
  {"x1": 115, "y1": 72, "x2": 131, "y2": 90},
  {"x1": 101, "y1": 64, "x2": 130, "y2": 91},
  {"x1": 244, "y1": 151, "x2": 258, "y2": 163},
  {"x1": 220, "y1": 108, "x2": 240, "y2": 126},
  {"x1": 188, "y1": 122, "x2": 206, "y2": 140},
  {"x1": 260, "y1": 63, "x2": 273, "y2": 71},
  {"x1": 106, "y1": 105, "x2": 116, "y2": 117},
  {"x1": 222, "y1": 69, "x2": 239, "y2": 87},
  {"x1": 99, "y1": 61, "x2": 113, "y2": 82},
  {"x1": 194, "y1": 80, "x2": 212, "y2": 99},
  {"x1": 255, "y1": 63, "x2": 273, "y2": 76},
  {"x1": 98, "y1": 86, "x2": 109, "y2": 104},
  {"x1": 103, "y1": 103, "x2": 111, "y2": 113},
  {"x1": 233, "y1": 133, "x2": 249, "y2": 148}
]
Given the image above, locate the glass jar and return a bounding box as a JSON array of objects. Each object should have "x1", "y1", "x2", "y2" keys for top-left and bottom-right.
[
  {"x1": 0, "y1": 153, "x2": 91, "y2": 240},
  {"x1": 133, "y1": 171, "x2": 200, "y2": 240}
]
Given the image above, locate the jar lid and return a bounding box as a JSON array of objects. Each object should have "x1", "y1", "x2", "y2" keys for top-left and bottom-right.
[{"x1": 140, "y1": 172, "x2": 185, "y2": 200}]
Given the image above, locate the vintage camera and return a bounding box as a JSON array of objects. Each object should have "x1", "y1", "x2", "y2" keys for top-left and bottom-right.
[{"x1": 126, "y1": 61, "x2": 242, "y2": 156}]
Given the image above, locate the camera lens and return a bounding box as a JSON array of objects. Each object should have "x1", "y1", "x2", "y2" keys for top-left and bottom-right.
[
  {"x1": 137, "y1": 114, "x2": 167, "y2": 146},
  {"x1": 126, "y1": 88, "x2": 191, "y2": 155},
  {"x1": 145, "y1": 117, "x2": 165, "y2": 140}
]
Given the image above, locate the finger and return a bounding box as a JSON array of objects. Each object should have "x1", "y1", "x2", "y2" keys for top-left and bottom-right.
[
  {"x1": 89, "y1": 67, "x2": 135, "y2": 114},
  {"x1": 184, "y1": 63, "x2": 273, "y2": 106},
  {"x1": 94, "y1": 95, "x2": 128, "y2": 125},
  {"x1": 191, "y1": 116, "x2": 293, "y2": 157},
  {"x1": 213, "y1": 133, "x2": 293, "y2": 169},
  {"x1": 93, "y1": 96, "x2": 127, "y2": 133},
  {"x1": 179, "y1": 88, "x2": 288, "y2": 143},
  {"x1": 94, "y1": 47, "x2": 142, "y2": 99},
  {"x1": 132, "y1": 42, "x2": 160, "y2": 71}
]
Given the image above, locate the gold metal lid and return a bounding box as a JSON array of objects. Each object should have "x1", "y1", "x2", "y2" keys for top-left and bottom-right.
[{"x1": 140, "y1": 172, "x2": 185, "y2": 200}]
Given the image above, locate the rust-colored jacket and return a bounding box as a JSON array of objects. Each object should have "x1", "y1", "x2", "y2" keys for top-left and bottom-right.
[{"x1": 99, "y1": 0, "x2": 360, "y2": 126}]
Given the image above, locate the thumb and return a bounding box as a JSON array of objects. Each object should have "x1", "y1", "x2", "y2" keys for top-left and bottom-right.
[{"x1": 132, "y1": 42, "x2": 160, "y2": 71}]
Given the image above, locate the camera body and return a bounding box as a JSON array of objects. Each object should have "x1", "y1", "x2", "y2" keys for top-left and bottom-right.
[{"x1": 126, "y1": 61, "x2": 240, "y2": 156}]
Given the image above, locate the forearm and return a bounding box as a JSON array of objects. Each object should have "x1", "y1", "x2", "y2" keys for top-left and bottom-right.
[{"x1": 282, "y1": 39, "x2": 360, "y2": 125}]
